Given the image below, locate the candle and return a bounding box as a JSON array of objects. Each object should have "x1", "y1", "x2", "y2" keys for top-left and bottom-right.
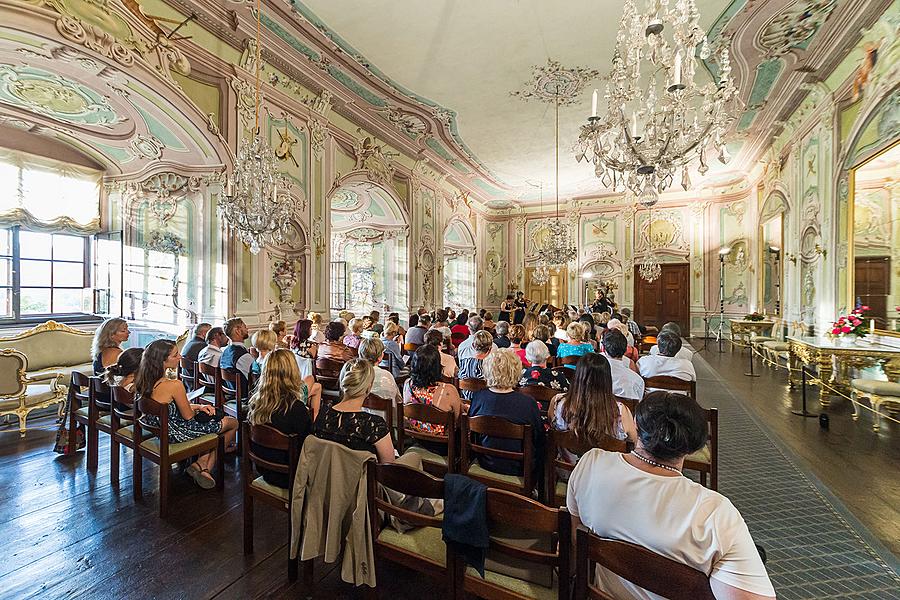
[
  {"x1": 869, "y1": 319, "x2": 875, "y2": 332},
  {"x1": 631, "y1": 112, "x2": 638, "y2": 137},
  {"x1": 273, "y1": 181, "x2": 277, "y2": 201},
  {"x1": 591, "y1": 89, "x2": 598, "y2": 118},
  {"x1": 673, "y1": 50, "x2": 682, "y2": 87}
]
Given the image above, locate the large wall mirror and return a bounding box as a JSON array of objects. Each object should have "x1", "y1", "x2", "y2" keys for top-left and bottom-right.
[
  {"x1": 758, "y1": 194, "x2": 786, "y2": 317},
  {"x1": 850, "y1": 141, "x2": 899, "y2": 333}
]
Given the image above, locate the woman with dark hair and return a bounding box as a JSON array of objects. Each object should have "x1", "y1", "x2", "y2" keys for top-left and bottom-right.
[
  {"x1": 451, "y1": 311, "x2": 470, "y2": 347},
  {"x1": 424, "y1": 329, "x2": 457, "y2": 379},
  {"x1": 136, "y1": 339, "x2": 238, "y2": 489},
  {"x1": 408, "y1": 313, "x2": 420, "y2": 330},
  {"x1": 498, "y1": 294, "x2": 514, "y2": 323},
  {"x1": 567, "y1": 392, "x2": 775, "y2": 600},
  {"x1": 403, "y1": 345, "x2": 461, "y2": 454},
  {"x1": 578, "y1": 313, "x2": 598, "y2": 349},
  {"x1": 291, "y1": 319, "x2": 318, "y2": 359},
  {"x1": 102, "y1": 347, "x2": 144, "y2": 392},
  {"x1": 548, "y1": 353, "x2": 636, "y2": 467},
  {"x1": 318, "y1": 321, "x2": 355, "y2": 361}
]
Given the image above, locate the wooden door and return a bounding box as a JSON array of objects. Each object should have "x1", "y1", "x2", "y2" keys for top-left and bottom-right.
[
  {"x1": 525, "y1": 267, "x2": 567, "y2": 309},
  {"x1": 634, "y1": 263, "x2": 690, "y2": 334},
  {"x1": 854, "y1": 256, "x2": 890, "y2": 321}
]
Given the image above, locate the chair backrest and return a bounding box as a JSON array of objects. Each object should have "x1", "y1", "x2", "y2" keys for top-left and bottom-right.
[
  {"x1": 220, "y1": 367, "x2": 247, "y2": 406},
  {"x1": 111, "y1": 385, "x2": 135, "y2": 417},
  {"x1": 403, "y1": 342, "x2": 420, "y2": 355},
  {"x1": 362, "y1": 393, "x2": 394, "y2": 442},
  {"x1": 398, "y1": 402, "x2": 457, "y2": 468},
  {"x1": 560, "y1": 355, "x2": 581, "y2": 367},
  {"x1": 461, "y1": 414, "x2": 533, "y2": 493},
  {"x1": 574, "y1": 527, "x2": 715, "y2": 600},
  {"x1": 439, "y1": 375, "x2": 457, "y2": 385},
  {"x1": 90, "y1": 376, "x2": 112, "y2": 412},
  {"x1": 0, "y1": 349, "x2": 27, "y2": 398},
  {"x1": 458, "y1": 378, "x2": 486, "y2": 394},
  {"x1": 642, "y1": 375, "x2": 696, "y2": 400},
  {"x1": 71, "y1": 371, "x2": 91, "y2": 403},
  {"x1": 545, "y1": 430, "x2": 629, "y2": 506},
  {"x1": 180, "y1": 358, "x2": 197, "y2": 392},
  {"x1": 366, "y1": 462, "x2": 444, "y2": 539},
  {"x1": 136, "y1": 396, "x2": 169, "y2": 458},
  {"x1": 614, "y1": 395, "x2": 637, "y2": 415},
  {"x1": 242, "y1": 421, "x2": 302, "y2": 494},
  {"x1": 481, "y1": 489, "x2": 570, "y2": 599},
  {"x1": 517, "y1": 385, "x2": 559, "y2": 408},
  {"x1": 315, "y1": 356, "x2": 344, "y2": 389}
]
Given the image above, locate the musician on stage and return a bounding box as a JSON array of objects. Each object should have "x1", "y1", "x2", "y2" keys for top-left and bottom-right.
[
  {"x1": 513, "y1": 291, "x2": 528, "y2": 325},
  {"x1": 498, "y1": 294, "x2": 514, "y2": 323},
  {"x1": 590, "y1": 289, "x2": 613, "y2": 314}
]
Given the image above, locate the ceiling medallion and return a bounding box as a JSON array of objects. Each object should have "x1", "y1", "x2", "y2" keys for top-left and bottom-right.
[
  {"x1": 760, "y1": 0, "x2": 837, "y2": 58},
  {"x1": 510, "y1": 58, "x2": 600, "y2": 106},
  {"x1": 575, "y1": 0, "x2": 740, "y2": 198}
]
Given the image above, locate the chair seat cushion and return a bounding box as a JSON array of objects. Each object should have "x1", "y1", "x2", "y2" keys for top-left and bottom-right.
[
  {"x1": 555, "y1": 480, "x2": 567, "y2": 499},
  {"x1": 377, "y1": 525, "x2": 445, "y2": 566},
  {"x1": 685, "y1": 444, "x2": 711, "y2": 465},
  {"x1": 250, "y1": 475, "x2": 289, "y2": 502},
  {"x1": 117, "y1": 424, "x2": 154, "y2": 441},
  {"x1": 467, "y1": 463, "x2": 525, "y2": 487},
  {"x1": 75, "y1": 407, "x2": 110, "y2": 421},
  {"x1": 750, "y1": 336, "x2": 776, "y2": 343},
  {"x1": 405, "y1": 444, "x2": 447, "y2": 466},
  {"x1": 0, "y1": 383, "x2": 64, "y2": 411},
  {"x1": 465, "y1": 566, "x2": 557, "y2": 600},
  {"x1": 850, "y1": 379, "x2": 900, "y2": 396},
  {"x1": 762, "y1": 341, "x2": 789, "y2": 351},
  {"x1": 140, "y1": 433, "x2": 218, "y2": 457}
]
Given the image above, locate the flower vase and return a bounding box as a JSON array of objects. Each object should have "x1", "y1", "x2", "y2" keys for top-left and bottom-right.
[
  {"x1": 855, "y1": 334, "x2": 872, "y2": 346},
  {"x1": 838, "y1": 335, "x2": 857, "y2": 346}
]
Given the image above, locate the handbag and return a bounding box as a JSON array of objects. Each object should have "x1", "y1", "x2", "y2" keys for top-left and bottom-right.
[{"x1": 193, "y1": 407, "x2": 226, "y2": 423}]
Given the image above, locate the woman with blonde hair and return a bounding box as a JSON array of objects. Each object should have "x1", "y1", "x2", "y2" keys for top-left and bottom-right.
[
  {"x1": 92, "y1": 317, "x2": 130, "y2": 374},
  {"x1": 380, "y1": 321, "x2": 404, "y2": 370},
  {"x1": 250, "y1": 329, "x2": 278, "y2": 376},
  {"x1": 552, "y1": 311, "x2": 570, "y2": 343},
  {"x1": 313, "y1": 358, "x2": 396, "y2": 463},
  {"x1": 468, "y1": 349, "x2": 545, "y2": 476},
  {"x1": 556, "y1": 321, "x2": 594, "y2": 369},
  {"x1": 247, "y1": 349, "x2": 315, "y2": 488},
  {"x1": 344, "y1": 318, "x2": 364, "y2": 350},
  {"x1": 269, "y1": 320, "x2": 289, "y2": 348},
  {"x1": 307, "y1": 312, "x2": 326, "y2": 343}
]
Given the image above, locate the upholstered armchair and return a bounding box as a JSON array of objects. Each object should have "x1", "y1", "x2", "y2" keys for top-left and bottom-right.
[{"x1": 0, "y1": 349, "x2": 67, "y2": 436}]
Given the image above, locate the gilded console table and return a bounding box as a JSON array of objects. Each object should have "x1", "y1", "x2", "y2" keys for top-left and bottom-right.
[
  {"x1": 730, "y1": 319, "x2": 776, "y2": 347},
  {"x1": 787, "y1": 336, "x2": 900, "y2": 407}
]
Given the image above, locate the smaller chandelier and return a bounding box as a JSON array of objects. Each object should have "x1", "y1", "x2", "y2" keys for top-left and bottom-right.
[
  {"x1": 532, "y1": 258, "x2": 550, "y2": 286},
  {"x1": 538, "y1": 218, "x2": 578, "y2": 266},
  {"x1": 639, "y1": 206, "x2": 662, "y2": 283}
]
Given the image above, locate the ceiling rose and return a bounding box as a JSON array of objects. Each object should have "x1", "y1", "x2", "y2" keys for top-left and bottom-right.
[{"x1": 510, "y1": 58, "x2": 600, "y2": 106}]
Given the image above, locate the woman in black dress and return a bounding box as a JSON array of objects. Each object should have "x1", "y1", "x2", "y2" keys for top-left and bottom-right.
[
  {"x1": 513, "y1": 291, "x2": 528, "y2": 325},
  {"x1": 498, "y1": 294, "x2": 514, "y2": 323}
]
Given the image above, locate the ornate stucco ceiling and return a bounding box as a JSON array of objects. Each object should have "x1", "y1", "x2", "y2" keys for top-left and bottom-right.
[{"x1": 295, "y1": 0, "x2": 892, "y2": 205}]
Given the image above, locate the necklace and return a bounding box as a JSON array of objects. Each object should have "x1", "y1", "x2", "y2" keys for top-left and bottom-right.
[{"x1": 630, "y1": 451, "x2": 682, "y2": 474}]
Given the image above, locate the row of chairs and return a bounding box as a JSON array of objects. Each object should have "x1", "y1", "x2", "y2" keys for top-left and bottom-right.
[{"x1": 242, "y1": 421, "x2": 716, "y2": 599}]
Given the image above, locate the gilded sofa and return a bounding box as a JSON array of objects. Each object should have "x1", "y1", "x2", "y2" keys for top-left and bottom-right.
[{"x1": 0, "y1": 321, "x2": 94, "y2": 435}]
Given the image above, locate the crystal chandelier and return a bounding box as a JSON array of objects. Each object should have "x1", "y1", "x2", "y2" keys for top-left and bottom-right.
[
  {"x1": 574, "y1": 0, "x2": 739, "y2": 197},
  {"x1": 219, "y1": 0, "x2": 292, "y2": 254},
  {"x1": 537, "y1": 87, "x2": 577, "y2": 268},
  {"x1": 531, "y1": 181, "x2": 550, "y2": 286},
  {"x1": 639, "y1": 207, "x2": 662, "y2": 282}
]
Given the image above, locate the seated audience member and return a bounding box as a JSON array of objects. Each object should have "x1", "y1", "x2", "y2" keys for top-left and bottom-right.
[
  {"x1": 533, "y1": 324, "x2": 559, "y2": 357},
  {"x1": 509, "y1": 323, "x2": 527, "y2": 350},
  {"x1": 198, "y1": 326, "x2": 227, "y2": 367},
  {"x1": 313, "y1": 358, "x2": 395, "y2": 463},
  {"x1": 408, "y1": 313, "x2": 420, "y2": 331},
  {"x1": 431, "y1": 309, "x2": 452, "y2": 340},
  {"x1": 619, "y1": 307, "x2": 644, "y2": 339},
  {"x1": 250, "y1": 329, "x2": 277, "y2": 376},
  {"x1": 367, "y1": 310, "x2": 384, "y2": 334},
  {"x1": 552, "y1": 311, "x2": 570, "y2": 342},
  {"x1": 458, "y1": 330, "x2": 495, "y2": 402},
  {"x1": 339, "y1": 310, "x2": 355, "y2": 322},
  {"x1": 290, "y1": 319, "x2": 318, "y2": 379},
  {"x1": 380, "y1": 321, "x2": 405, "y2": 372},
  {"x1": 343, "y1": 318, "x2": 365, "y2": 350},
  {"x1": 268, "y1": 320, "x2": 288, "y2": 348},
  {"x1": 493, "y1": 321, "x2": 512, "y2": 348},
  {"x1": 601, "y1": 329, "x2": 645, "y2": 401},
  {"x1": 457, "y1": 315, "x2": 498, "y2": 361},
  {"x1": 596, "y1": 312, "x2": 612, "y2": 330},
  {"x1": 557, "y1": 322, "x2": 594, "y2": 369},
  {"x1": 605, "y1": 318, "x2": 639, "y2": 364},
  {"x1": 451, "y1": 312, "x2": 470, "y2": 347},
  {"x1": 92, "y1": 317, "x2": 130, "y2": 374},
  {"x1": 468, "y1": 349, "x2": 545, "y2": 476},
  {"x1": 482, "y1": 311, "x2": 496, "y2": 332},
  {"x1": 519, "y1": 340, "x2": 568, "y2": 392},
  {"x1": 308, "y1": 312, "x2": 327, "y2": 343},
  {"x1": 406, "y1": 314, "x2": 430, "y2": 346},
  {"x1": 358, "y1": 337, "x2": 400, "y2": 404},
  {"x1": 102, "y1": 347, "x2": 144, "y2": 392},
  {"x1": 220, "y1": 318, "x2": 253, "y2": 392},
  {"x1": 424, "y1": 329, "x2": 457, "y2": 379},
  {"x1": 567, "y1": 392, "x2": 775, "y2": 600},
  {"x1": 578, "y1": 313, "x2": 597, "y2": 348},
  {"x1": 387, "y1": 312, "x2": 406, "y2": 338},
  {"x1": 548, "y1": 353, "x2": 636, "y2": 463},
  {"x1": 522, "y1": 313, "x2": 539, "y2": 343},
  {"x1": 638, "y1": 331, "x2": 697, "y2": 382},
  {"x1": 182, "y1": 322, "x2": 211, "y2": 364},
  {"x1": 649, "y1": 322, "x2": 694, "y2": 361},
  {"x1": 247, "y1": 349, "x2": 314, "y2": 488},
  {"x1": 404, "y1": 345, "x2": 462, "y2": 453},
  {"x1": 136, "y1": 339, "x2": 238, "y2": 488},
  {"x1": 318, "y1": 321, "x2": 356, "y2": 362}
]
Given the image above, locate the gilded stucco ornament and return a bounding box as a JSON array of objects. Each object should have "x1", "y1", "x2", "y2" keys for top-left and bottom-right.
[
  {"x1": 759, "y1": 0, "x2": 838, "y2": 58},
  {"x1": 352, "y1": 133, "x2": 396, "y2": 185},
  {"x1": 0, "y1": 65, "x2": 120, "y2": 127},
  {"x1": 308, "y1": 118, "x2": 328, "y2": 160},
  {"x1": 510, "y1": 58, "x2": 600, "y2": 106}
]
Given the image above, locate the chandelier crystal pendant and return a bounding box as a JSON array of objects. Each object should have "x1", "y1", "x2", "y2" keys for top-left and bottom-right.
[
  {"x1": 537, "y1": 86, "x2": 577, "y2": 269},
  {"x1": 574, "y1": 0, "x2": 739, "y2": 197},
  {"x1": 639, "y1": 207, "x2": 662, "y2": 282},
  {"x1": 218, "y1": 0, "x2": 292, "y2": 254}
]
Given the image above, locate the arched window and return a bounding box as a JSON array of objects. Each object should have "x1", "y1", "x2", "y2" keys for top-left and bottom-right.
[{"x1": 443, "y1": 219, "x2": 476, "y2": 310}]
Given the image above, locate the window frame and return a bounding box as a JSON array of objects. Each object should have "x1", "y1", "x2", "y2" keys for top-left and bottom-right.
[
  {"x1": 0, "y1": 225, "x2": 98, "y2": 324},
  {"x1": 330, "y1": 260, "x2": 348, "y2": 311}
]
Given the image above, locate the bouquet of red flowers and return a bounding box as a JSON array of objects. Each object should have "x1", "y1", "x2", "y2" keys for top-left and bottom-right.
[{"x1": 830, "y1": 306, "x2": 869, "y2": 337}]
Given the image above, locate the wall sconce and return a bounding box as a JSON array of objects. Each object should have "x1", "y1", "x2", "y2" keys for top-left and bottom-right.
[
  {"x1": 314, "y1": 236, "x2": 325, "y2": 258},
  {"x1": 814, "y1": 244, "x2": 827, "y2": 259}
]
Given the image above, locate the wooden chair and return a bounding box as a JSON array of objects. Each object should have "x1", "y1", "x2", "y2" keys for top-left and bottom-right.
[
  {"x1": 544, "y1": 430, "x2": 630, "y2": 507},
  {"x1": 683, "y1": 407, "x2": 718, "y2": 491},
  {"x1": 67, "y1": 371, "x2": 92, "y2": 457},
  {"x1": 109, "y1": 385, "x2": 149, "y2": 484},
  {"x1": 458, "y1": 378, "x2": 487, "y2": 396},
  {"x1": 559, "y1": 355, "x2": 581, "y2": 368},
  {"x1": 133, "y1": 396, "x2": 225, "y2": 517},
  {"x1": 363, "y1": 393, "x2": 395, "y2": 445},
  {"x1": 517, "y1": 385, "x2": 559, "y2": 413},
  {"x1": 397, "y1": 402, "x2": 457, "y2": 476},
  {"x1": 87, "y1": 376, "x2": 112, "y2": 470},
  {"x1": 642, "y1": 375, "x2": 697, "y2": 401},
  {"x1": 460, "y1": 414, "x2": 535, "y2": 497},
  {"x1": 366, "y1": 462, "x2": 454, "y2": 596},
  {"x1": 242, "y1": 422, "x2": 302, "y2": 581},
  {"x1": 574, "y1": 526, "x2": 715, "y2": 600},
  {"x1": 452, "y1": 488, "x2": 571, "y2": 600},
  {"x1": 403, "y1": 342, "x2": 421, "y2": 356},
  {"x1": 314, "y1": 356, "x2": 344, "y2": 397},
  {"x1": 614, "y1": 395, "x2": 638, "y2": 416},
  {"x1": 440, "y1": 375, "x2": 458, "y2": 386},
  {"x1": 220, "y1": 367, "x2": 248, "y2": 422},
  {"x1": 196, "y1": 361, "x2": 221, "y2": 406},
  {"x1": 180, "y1": 358, "x2": 198, "y2": 393}
]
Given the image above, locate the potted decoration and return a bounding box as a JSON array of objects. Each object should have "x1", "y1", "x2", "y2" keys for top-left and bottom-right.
[
  {"x1": 829, "y1": 306, "x2": 870, "y2": 345},
  {"x1": 744, "y1": 312, "x2": 766, "y2": 322}
]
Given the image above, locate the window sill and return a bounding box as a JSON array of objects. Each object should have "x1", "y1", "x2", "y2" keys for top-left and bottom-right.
[{"x1": 0, "y1": 314, "x2": 104, "y2": 331}]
